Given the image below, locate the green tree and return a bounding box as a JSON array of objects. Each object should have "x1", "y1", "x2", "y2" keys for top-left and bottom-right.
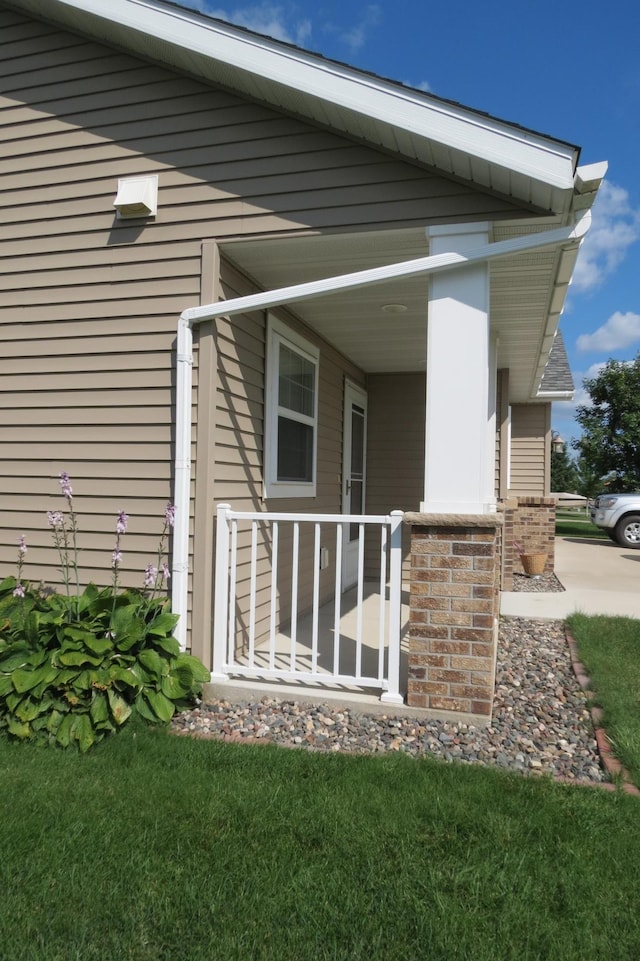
[
  {"x1": 574, "y1": 354, "x2": 640, "y2": 492},
  {"x1": 574, "y1": 454, "x2": 603, "y2": 500}
]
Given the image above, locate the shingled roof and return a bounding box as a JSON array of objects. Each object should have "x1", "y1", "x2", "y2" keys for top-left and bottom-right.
[{"x1": 540, "y1": 329, "x2": 574, "y2": 394}]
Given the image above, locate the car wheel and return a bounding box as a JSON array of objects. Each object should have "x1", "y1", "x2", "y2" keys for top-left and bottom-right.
[{"x1": 615, "y1": 515, "x2": 640, "y2": 549}]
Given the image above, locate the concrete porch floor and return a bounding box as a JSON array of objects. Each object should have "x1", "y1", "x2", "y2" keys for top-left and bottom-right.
[{"x1": 207, "y1": 583, "x2": 410, "y2": 711}]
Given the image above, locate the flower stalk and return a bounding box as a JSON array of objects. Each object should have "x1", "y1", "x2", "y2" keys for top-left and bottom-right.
[
  {"x1": 13, "y1": 535, "x2": 27, "y2": 599},
  {"x1": 144, "y1": 502, "x2": 175, "y2": 599}
]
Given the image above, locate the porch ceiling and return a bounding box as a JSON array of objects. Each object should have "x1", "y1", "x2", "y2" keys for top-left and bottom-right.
[{"x1": 220, "y1": 219, "x2": 571, "y2": 403}]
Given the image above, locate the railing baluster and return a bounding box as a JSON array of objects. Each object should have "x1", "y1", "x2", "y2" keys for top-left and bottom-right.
[
  {"x1": 381, "y1": 510, "x2": 404, "y2": 705},
  {"x1": 290, "y1": 521, "x2": 299, "y2": 671},
  {"x1": 228, "y1": 518, "x2": 238, "y2": 667},
  {"x1": 333, "y1": 524, "x2": 343, "y2": 675},
  {"x1": 311, "y1": 523, "x2": 320, "y2": 673},
  {"x1": 249, "y1": 520, "x2": 257, "y2": 666},
  {"x1": 269, "y1": 521, "x2": 279, "y2": 670},
  {"x1": 212, "y1": 504, "x2": 231, "y2": 679},
  {"x1": 378, "y1": 525, "x2": 387, "y2": 682},
  {"x1": 355, "y1": 523, "x2": 364, "y2": 678}
]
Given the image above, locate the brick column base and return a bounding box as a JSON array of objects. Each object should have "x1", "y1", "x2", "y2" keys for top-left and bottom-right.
[
  {"x1": 501, "y1": 496, "x2": 556, "y2": 589},
  {"x1": 404, "y1": 512, "x2": 502, "y2": 722}
]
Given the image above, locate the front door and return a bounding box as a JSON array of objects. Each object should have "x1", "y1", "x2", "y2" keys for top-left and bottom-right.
[{"x1": 341, "y1": 381, "x2": 367, "y2": 590}]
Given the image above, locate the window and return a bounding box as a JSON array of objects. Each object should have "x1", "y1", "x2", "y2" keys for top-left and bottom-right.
[{"x1": 265, "y1": 316, "x2": 319, "y2": 498}]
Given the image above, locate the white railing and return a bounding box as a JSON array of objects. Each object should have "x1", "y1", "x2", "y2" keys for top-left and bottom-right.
[{"x1": 212, "y1": 505, "x2": 404, "y2": 704}]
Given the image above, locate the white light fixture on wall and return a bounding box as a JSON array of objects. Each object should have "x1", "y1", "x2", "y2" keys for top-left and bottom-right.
[{"x1": 113, "y1": 175, "x2": 158, "y2": 219}]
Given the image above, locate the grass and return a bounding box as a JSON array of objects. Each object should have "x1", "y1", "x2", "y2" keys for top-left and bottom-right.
[
  {"x1": 2, "y1": 724, "x2": 640, "y2": 960},
  {"x1": 555, "y1": 517, "x2": 608, "y2": 539},
  {"x1": 568, "y1": 613, "x2": 640, "y2": 788}
]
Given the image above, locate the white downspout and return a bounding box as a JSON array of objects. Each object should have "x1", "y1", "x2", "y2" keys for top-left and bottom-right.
[
  {"x1": 170, "y1": 212, "x2": 591, "y2": 648},
  {"x1": 171, "y1": 311, "x2": 194, "y2": 650}
]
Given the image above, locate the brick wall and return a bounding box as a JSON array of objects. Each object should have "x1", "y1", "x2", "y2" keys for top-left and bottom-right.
[
  {"x1": 404, "y1": 513, "x2": 502, "y2": 721},
  {"x1": 502, "y1": 496, "x2": 556, "y2": 588}
]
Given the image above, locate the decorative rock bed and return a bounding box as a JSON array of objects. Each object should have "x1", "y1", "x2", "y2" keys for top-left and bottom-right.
[
  {"x1": 172, "y1": 617, "x2": 605, "y2": 784},
  {"x1": 512, "y1": 572, "x2": 565, "y2": 593}
]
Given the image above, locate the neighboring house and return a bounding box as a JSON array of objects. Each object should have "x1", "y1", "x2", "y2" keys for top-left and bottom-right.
[{"x1": 0, "y1": 0, "x2": 606, "y2": 720}]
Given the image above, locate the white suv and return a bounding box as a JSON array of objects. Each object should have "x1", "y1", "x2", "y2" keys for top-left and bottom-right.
[{"x1": 590, "y1": 493, "x2": 640, "y2": 548}]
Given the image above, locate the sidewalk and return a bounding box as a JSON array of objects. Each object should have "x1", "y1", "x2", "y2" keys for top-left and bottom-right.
[{"x1": 501, "y1": 536, "x2": 640, "y2": 619}]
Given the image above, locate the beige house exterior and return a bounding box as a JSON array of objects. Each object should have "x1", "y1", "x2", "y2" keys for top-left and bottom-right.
[{"x1": 0, "y1": 0, "x2": 606, "y2": 719}]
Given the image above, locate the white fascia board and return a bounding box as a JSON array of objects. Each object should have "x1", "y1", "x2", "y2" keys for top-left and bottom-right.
[
  {"x1": 529, "y1": 242, "x2": 582, "y2": 397},
  {"x1": 536, "y1": 391, "x2": 574, "y2": 400},
  {"x1": 575, "y1": 161, "x2": 609, "y2": 194},
  {"x1": 28, "y1": 0, "x2": 578, "y2": 193}
]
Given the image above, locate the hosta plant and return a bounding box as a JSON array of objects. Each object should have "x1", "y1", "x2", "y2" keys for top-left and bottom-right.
[
  {"x1": 0, "y1": 578, "x2": 209, "y2": 752},
  {"x1": 0, "y1": 473, "x2": 209, "y2": 752}
]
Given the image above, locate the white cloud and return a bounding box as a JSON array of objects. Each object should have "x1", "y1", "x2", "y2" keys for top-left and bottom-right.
[
  {"x1": 179, "y1": 2, "x2": 386, "y2": 53},
  {"x1": 577, "y1": 311, "x2": 640, "y2": 353},
  {"x1": 406, "y1": 80, "x2": 432, "y2": 93},
  {"x1": 195, "y1": 3, "x2": 311, "y2": 44},
  {"x1": 572, "y1": 180, "x2": 640, "y2": 293},
  {"x1": 585, "y1": 361, "x2": 608, "y2": 379},
  {"x1": 552, "y1": 364, "x2": 606, "y2": 434}
]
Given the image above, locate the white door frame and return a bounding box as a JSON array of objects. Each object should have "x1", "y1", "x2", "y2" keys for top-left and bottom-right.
[{"x1": 341, "y1": 379, "x2": 368, "y2": 590}]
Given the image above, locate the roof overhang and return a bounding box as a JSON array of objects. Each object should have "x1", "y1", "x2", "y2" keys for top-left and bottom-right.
[
  {"x1": 2, "y1": 0, "x2": 607, "y2": 400},
  {"x1": 182, "y1": 210, "x2": 597, "y2": 402},
  {"x1": 5, "y1": 0, "x2": 580, "y2": 213}
]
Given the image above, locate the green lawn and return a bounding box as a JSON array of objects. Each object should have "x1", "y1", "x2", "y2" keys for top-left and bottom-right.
[
  {"x1": 568, "y1": 614, "x2": 640, "y2": 787},
  {"x1": 555, "y1": 517, "x2": 608, "y2": 539},
  {"x1": 1, "y1": 723, "x2": 640, "y2": 960}
]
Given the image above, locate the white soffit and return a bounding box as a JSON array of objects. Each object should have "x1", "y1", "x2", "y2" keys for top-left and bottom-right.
[{"x1": 5, "y1": 0, "x2": 579, "y2": 212}]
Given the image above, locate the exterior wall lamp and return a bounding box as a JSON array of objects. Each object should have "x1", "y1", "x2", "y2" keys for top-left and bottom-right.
[{"x1": 551, "y1": 430, "x2": 565, "y2": 455}]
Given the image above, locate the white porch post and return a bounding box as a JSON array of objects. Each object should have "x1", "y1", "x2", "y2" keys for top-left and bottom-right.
[{"x1": 422, "y1": 222, "x2": 496, "y2": 514}]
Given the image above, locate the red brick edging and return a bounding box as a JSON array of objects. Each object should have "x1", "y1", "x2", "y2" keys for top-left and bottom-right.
[{"x1": 564, "y1": 626, "x2": 640, "y2": 797}]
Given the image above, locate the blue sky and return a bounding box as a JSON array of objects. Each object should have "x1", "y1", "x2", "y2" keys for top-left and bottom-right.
[{"x1": 177, "y1": 0, "x2": 640, "y2": 447}]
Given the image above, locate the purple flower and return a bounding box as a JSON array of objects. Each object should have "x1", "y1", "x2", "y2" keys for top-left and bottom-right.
[
  {"x1": 47, "y1": 511, "x2": 64, "y2": 528},
  {"x1": 59, "y1": 471, "x2": 72, "y2": 499},
  {"x1": 115, "y1": 510, "x2": 129, "y2": 535},
  {"x1": 164, "y1": 503, "x2": 176, "y2": 528},
  {"x1": 144, "y1": 564, "x2": 158, "y2": 588},
  {"x1": 112, "y1": 548, "x2": 123, "y2": 568},
  {"x1": 13, "y1": 583, "x2": 25, "y2": 598},
  {"x1": 18, "y1": 535, "x2": 27, "y2": 555},
  {"x1": 161, "y1": 562, "x2": 171, "y2": 582}
]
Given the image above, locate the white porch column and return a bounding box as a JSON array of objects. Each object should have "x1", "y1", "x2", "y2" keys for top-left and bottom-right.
[{"x1": 422, "y1": 222, "x2": 496, "y2": 514}]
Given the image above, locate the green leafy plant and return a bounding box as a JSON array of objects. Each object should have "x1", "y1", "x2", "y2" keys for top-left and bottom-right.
[
  {"x1": 0, "y1": 579, "x2": 209, "y2": 751},
  {"x1": 0, "y1": 474, "x2": 209, "y2": 751}
]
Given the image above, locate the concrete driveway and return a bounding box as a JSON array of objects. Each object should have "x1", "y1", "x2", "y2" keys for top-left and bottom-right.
[{"x1": 501, "y1": 535, "x2": 640, "y2": 619}]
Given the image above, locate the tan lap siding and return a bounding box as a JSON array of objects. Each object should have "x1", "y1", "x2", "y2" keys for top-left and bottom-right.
[
  {"x1": 508, "y1": 403, "x2": 551, "y2": 497},
  {"x1": 365, "y1": 373, "x2": 426, "y2": 579},
  {"x1": 0, "y1": 8, "x2": 525, "y2": 636}
]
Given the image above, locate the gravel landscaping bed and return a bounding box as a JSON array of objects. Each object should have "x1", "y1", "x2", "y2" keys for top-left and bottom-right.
[
  {"x1": 512, "y1": 572, "x2": 565, "y2": 592},
  {"x1": 172, "y1": 617, "x2": 605, "y2": 784}
]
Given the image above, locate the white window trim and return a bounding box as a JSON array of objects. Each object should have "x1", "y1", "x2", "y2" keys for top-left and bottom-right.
[{"x1": 265, "y1": 314, "x2": 319, "y2": 499}]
